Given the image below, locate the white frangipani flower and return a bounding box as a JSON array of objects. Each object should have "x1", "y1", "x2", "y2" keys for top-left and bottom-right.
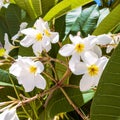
[
  {"x1": 59, "y1": 34, "x2": 96, "y2": 60},
  {"x1": 20, "y1": 18, "x2": 59, "y2": 56},
  {"x1": 11, "y1": 22, "x2": 28, "y2": 44},
  {"x1": 69, "y1": 51, "x2": 108, "y2": 91},
  {"x1": 0, "y1": 108, "x2": 19, "y2": 120},
  {"x1": 3, "y1": 33, "x2": 18, "y2": 56},
  {"x1": 9, "y1": 56, "x2": 46, "y2": 92}
]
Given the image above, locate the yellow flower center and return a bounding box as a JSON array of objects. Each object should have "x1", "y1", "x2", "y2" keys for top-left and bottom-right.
[
  {"x1": 88, "y1": 64, "x2": 99, "y2": 76},
  {"x1": 75, "y1": 43, "x2": 85, "y2": 53},
  {"x1": 44, "y1": 29, "x2": 51, "y2": 37},
  {"x1": 29, "y1": 66, "x2": 37, "y2": 74},
  {"x1": 0, "y1": 48, "x2": 5, "y2": 56},
  {"x1": 36, "y1": 33, "x2": 43, "y2": 41}
]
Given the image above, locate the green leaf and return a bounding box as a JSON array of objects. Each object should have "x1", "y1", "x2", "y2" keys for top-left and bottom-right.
[
  {"x1": 5, "y1": 4, "x2": 21, "y2": 37},
  {"x1": 14, "y1": 0, "x2": 42, "y2": 19},
  {"x1": 18, "y1": 46, "x2": 34, "y2": 56},
  {"x1": 93, "y1": 4, "x2": 120, "y2": 35},
  {"x1": 70, "y1": 4, "x2": 99, "y2": 37},
  {"x1": 90, "y1": 43, "x2": 120, "y2": 120},
  {"x1": 46, "y1": 87, "x2": 95, "y2": 118},
  {"x1": 44, "y1": 0, "x2": 93, "y2": 21},
  {"x1": 65, "y1": 7, "x2": 82, "y2": 36},
  {"x1": 41, "y1": 0, "x2": 56, "y2": 17}
]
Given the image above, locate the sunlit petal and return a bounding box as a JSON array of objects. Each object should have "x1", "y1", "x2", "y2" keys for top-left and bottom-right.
[
  {"x1": 32, "y1": 42, "x2": 43, "y2": 56},
  {"x1": 21, "y1": 28, "x2": 38, "y2": 36},
  {"x1": 96, "y1": 34, "x2": 112, "y2": 45},
  {"x1": 35, "y1": 74, "x2": 46, "y2": 90},
  {"x1": 81, "y1": 51, "x2": 98, "y2": 65},
  {"x1": 59, "y1": 44, "x2": 74, "y2": 56},
  {"x1": 50, "y1": 32, "x2": 59, "y2": 43},
  {"x1": 92, "y1": 45, "x2": 102, "y2": 57},
  {"x1": 80, "y1": 74, "x2": 94, "y2": 91},
  {"x1": 20, "y1": 36, "x2": 35, "y2": 47},
  {"x1": 69, "y1": 55, "x2": 87, "y2": 75}
]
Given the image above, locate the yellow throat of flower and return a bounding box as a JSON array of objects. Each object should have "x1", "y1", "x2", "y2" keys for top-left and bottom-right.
[
  {"x1": 88, "y1": 64, "x2": 99, "y2": 76},
  {"x1": 44, "y1": 29, "x2": 51, "y2": 37},
  {"x1": 36, "y1": 33, "x2": 43, "y2": 41},
  {"x1": 75, "y1": 43, "x2": 85, "y2": 53},
  {"x1": 29, "y1": 66, "x2": 37, "y2": 74}
]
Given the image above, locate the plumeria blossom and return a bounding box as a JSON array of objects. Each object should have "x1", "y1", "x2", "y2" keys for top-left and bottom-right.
[
  {"x1": 20, "y1": 18, "x2": 59, "y2": 56},
  {"x1": 69, "y1": 51, "x2": 108, "y2": 91},
  {"x1": 0, "y1": 108, "x2": 19, "y2": 120},
  {"x1": 59, "y1": 34, "x2": 96, "y2": 60},
  {"x1": 9, "y1": 56, "x2": 46, "y2": 92},
  {"x1": 4, "y1": 33, "x2": 19, "y2": 55},
  {"x1": 0, "y1": 33, "x2": 18, "y2": 57},
  {"x1": 11, "y1": 22, "x2": 28, "y2": 44}
]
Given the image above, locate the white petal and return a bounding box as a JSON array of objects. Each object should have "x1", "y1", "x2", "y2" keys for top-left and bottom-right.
[
  {"x1": 50, "y1": 32, "x2": 59, "y2": 43},
  {"x1": 9, "y1": 63, "x2": 21, "y2": 77},
  {"x1": 4, "y1": 33, "x2": 15, "y2": 54},
  {"x1": 69, "y1": 55, "x2": 87, "y2": 75},
  {"x1": 34, "y1": 18, "x2": 44, "y2": 32},
  {"x1": 20, "y1": 36, "x2": 35, "y2": 47},
  {"x1": 81, "y1": 51, "x2": 98, "y2": 65},
  {"x1": 21, "y1": 28, "x2": 38, "y2": 36},
  {"x1": 18, "y1": 72, "x2": 35, "y2": 92},
  {"x1": 11, "y1": 34, "x2": 19, "y2": 41},
  {"x1": 92, "y1": 45, "x2": 102, "y2": 57},
  {"x1": 32, "y1": 42, "x2": 43, "y2": 56},
  {"x1": 35, "y1": 74, "x2": 46, "y2": 89},
  {"x1": 35, "y1": 61, "x2": 44, "y2": 73},
  {"x1": 96, "y1": 34, "x2": 112, "y2": 45},
  {"x1": 97, "y1": 56, "x2": 108, "y2": 71},
  {"x1": 44, "y1": 43, "x2": 51, "y2": 52},
  {"x1": 0, "y1": 108, "x2": 19, "y2": 120},
  {"x1": 80, "y1": 74, "x2": 94, "y2": 91},
  {"x1": 69, "y1": 34, "x2": 82, "y2": 44},
  {"x1": 20, "y1": 22, "x2": 28, "y2": 30},
  {"x1": 42, "y1": 38, "x2": 51, "y2": 52},
  {"x1": 59, "y1": 44, "x2": 74, "y2": 56},
  {"x1": 84, "y1": 35, "x2": 96, "y2": 50}
]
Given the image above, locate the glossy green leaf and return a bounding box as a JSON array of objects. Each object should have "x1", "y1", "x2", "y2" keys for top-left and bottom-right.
[
  {"x1": 93, "y1": 4, "x2": 120, "y2": 35},
  {"x1": 14, "y1": 0, "x2": 42, "y2": 19},
  {"x1": 71, "y1": 4, "x2": 99, "y2": 37},
  {"x1": 90, "y1": 43, "x2": 120, "y2": 120},
  {"x1": 65, "y1": 7, "x2": 82, "y2": 36},
  {"x1": 5, "y1": 4, "x2": 21, "y2": 37},
  {"x1": 44, "y1": 0, "x2": 93, "y2": 21},
  {"x1": 41, "y1": 0, "x2": 56, "y2": 17},
  {"x1": 46, "y1": 87, "x2": 95, "y2": 118}
]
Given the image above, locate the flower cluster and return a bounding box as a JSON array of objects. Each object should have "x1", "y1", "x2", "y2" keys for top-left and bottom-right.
[
  {"x1": 1, "y1": 16, "x2": 120, "y2": 119},
  {"x1": 59, "y1": 34, "x2": 111, "y2": 91},
  {"x1": 8, "y1": 18, "x2": 59, "y2": 92}
]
